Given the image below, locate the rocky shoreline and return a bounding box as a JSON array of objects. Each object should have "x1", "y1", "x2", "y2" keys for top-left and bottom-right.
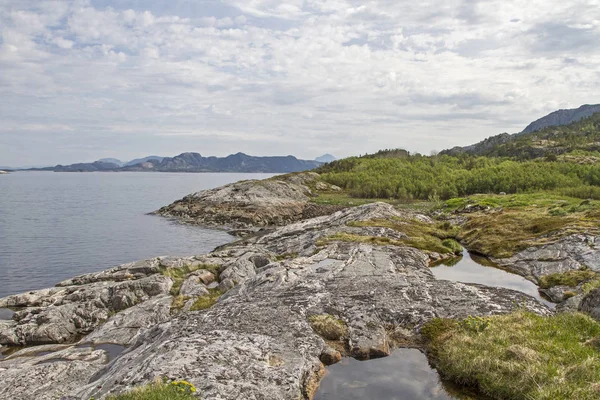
[{"x1": 1, "y1": 175, "x2": 599, "y2": 400}]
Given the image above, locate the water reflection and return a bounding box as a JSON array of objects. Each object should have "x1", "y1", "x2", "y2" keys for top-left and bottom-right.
[
  {"x1": 314, "y1": 349, "x2": 463, "y2": 400},
  {"x1": 430, "y1": 251, "x2": 554, "y2": 308}
]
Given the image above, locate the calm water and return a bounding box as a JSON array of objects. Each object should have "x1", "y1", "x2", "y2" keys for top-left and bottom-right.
[
  {"x1": 314, "y1": 349, "x2": 460, "y2": 400},
  {"x1": 0, "y1": 171, "x2": 275, "y2": 298},
  {"x1": 431, "y1": 250, "x2": 554, "y2": 308}
]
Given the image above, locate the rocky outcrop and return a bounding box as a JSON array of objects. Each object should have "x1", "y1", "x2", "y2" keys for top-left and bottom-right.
[
  {"x1": 579, "y1": 288, "x2": 600, "y2": 322},
  {"x1": 0, "y1": 170, "x2": 8, "y2": 174},
  {"x1": 492, "y1": 234, "x2": 600, "y2": 283},
  {"x1": 0, "y1": 203, "x2": 552, "y2": 400},
  {"x1": 155, "y1": 172, "x2": 343, "y2": 229}
]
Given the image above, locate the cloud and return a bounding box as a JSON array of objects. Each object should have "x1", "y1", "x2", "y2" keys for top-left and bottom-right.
[{"x1": 0, "y1": 0, "x2": 599, "y2": 166}]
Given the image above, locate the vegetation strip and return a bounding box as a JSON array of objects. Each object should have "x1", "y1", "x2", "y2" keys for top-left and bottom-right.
[{"x1": 422, "y1": 311, "x2": 600, "y2": 400}]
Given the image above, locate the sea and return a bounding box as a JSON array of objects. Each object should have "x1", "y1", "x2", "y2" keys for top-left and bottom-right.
[{"x1": 0, "y1": 171, "x2": 275, "y2": 298}]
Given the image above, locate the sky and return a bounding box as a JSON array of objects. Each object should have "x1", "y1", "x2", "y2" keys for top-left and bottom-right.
[{"x1": 0, "y1": 0, "x2": 599, "y2": 166}]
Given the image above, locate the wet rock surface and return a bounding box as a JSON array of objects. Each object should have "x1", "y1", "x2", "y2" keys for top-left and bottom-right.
[{"x1": 0, "y1": 202, "x2": 558, "y2": 399}]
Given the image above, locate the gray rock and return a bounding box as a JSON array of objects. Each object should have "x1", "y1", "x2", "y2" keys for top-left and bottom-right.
[
  {"x1": 0, "y1": 274, "x2": 172, "y2": 345},
  {"x1": 0, "y1": 203, "x2": 556, "y2": 400},
  {"x1": 492, "y1": 234, "x2": 600, "y2": 283},
  {"x1": 579, "y1": 288, "x2": 600, "y2": 322},
  {"x1": 179, "y1": 276, "x2": 209, "y2": 297},
  {"x1": 84, "y1": 295, "x2": 173, "y2": 345},
  {"x1": 154, "y1": 172, "x2": 345, "y2": 229}
]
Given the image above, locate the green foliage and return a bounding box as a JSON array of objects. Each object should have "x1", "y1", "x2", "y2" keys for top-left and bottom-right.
[
  {"x1": 189, "y1": 288, "x2": 223, "y2": 311},
  {"x1": 441, "y1": 238, "x2": 463, "y2": 255},
  {"x1": 424, "y1": 311, "x2": 600, "y2": 400},
  {"x1": 539, "y1": 270, "x2": 599, "y2": 289},
  {"x1": 106, "y1": 380, "x2": 197, "y2": 400},
  {"x1": 318, "y1": 152, "x2": 600, "y2": 201}
]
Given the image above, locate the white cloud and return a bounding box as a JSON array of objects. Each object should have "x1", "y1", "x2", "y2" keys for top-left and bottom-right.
[{"x1": 0, "y1": 0, "x2": 599, "y2": 165}]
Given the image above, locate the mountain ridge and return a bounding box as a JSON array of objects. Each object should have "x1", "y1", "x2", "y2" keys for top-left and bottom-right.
[{"x1": 27, "y1": 152, "x2": 322, "y2": 173}]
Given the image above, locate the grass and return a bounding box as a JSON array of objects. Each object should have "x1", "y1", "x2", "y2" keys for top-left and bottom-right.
[
  {"x1": 308, "y1": 314, "x2": 348, "y2": 340},
  {"x1": 423, "y1": 311, "x2": 600, "y2": 400},
  {"x1": 160, "y1": 264, "x2": 220, "y2": 296},
  {"x1": 582, "y1": 280, "x2": 600, "y2": 294},
  {"x1": 106, "y1": 380, "x2": 197, "y2": 400},
  {"x1": 189, "y1": 288, "x2": 223, "y2": 311},
  {"x1": 321, "y1": 218, "x2": 462, "y2": 254},
  {"x1": 539, "y1": 269, "x2": 599, "y2": 289},
  {"x1": 311, "y1": 191, "x2": 437, "y2": 212},
  {"x1": 448, "y1": 194, "x2": 600, "y2": 258}
]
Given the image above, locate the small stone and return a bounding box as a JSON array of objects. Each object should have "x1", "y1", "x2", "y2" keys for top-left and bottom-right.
[{"x1": 319, "y1": 347, "x2": 342, "y2": 366}]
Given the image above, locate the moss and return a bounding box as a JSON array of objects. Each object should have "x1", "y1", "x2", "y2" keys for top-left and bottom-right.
[
  {"x1": 160, "y1": 263, "x2": 220, "y2": 296},
  {"x1": 106, "y1": 380, "x2": 197, "y2": 400},
  {"x1": 445, "y1": 194, "x2": 600, "y2": 258},
  {"x1": 539, "y1": 270, "x2": 598, "y2": 289},
  {"x1": 582, "y1": 279, "x2": 600, "y2": 294},
  {"x1": 308, "y1": 314, "x2": 348, "y2": 340},
  {"x1": 423, "y1": 311, "x2": 600, "y2": 400},
  {"x1": 171, "y1": 295, "x2": 190, "y2": 310},
  {"x1": 340, "y1": 218, "x2": 461, "y2": 254},
  {"x1": 441, "y1": 238, "x2": 463, "y2": 255},
  {"x1": 189, "y1": 289, "x2": 223, "y2": 311}
]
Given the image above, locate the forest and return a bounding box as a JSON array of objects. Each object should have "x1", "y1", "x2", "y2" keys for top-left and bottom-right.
[{"x1": 318, "y1": 153, "x2": 600, "y2": 200}]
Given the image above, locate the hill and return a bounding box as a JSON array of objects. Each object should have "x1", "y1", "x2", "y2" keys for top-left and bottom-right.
[
  {"x1": 31, "y1": 153, "x2": 322, "y2": 173},
  {"x1": 442, "y1": 111, "x2": 600, "y2": 160},
  {"x1": 523, "y1": 104, "x2": 600, "y2": 133}
]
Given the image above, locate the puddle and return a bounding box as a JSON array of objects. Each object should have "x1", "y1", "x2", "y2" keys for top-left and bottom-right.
[
  {"x1": 431, "y1": 251, "x2": 554, "y2": 308},
  {"x1": 77, "y1": 343, "x2": 126, "y2": 362},
  {"x1": 314, "y1": 348, "x2": 480, "y2": 400},
  {"x1": 0, "y1": 308, "x2": 15, "y2": 320}
]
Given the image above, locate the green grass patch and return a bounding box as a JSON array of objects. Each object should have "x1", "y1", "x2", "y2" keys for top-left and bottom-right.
[
  {"x1": 308, "y1": 314, "x2": 348, "y2": 340},
  {"x1": 582, "y1": 280, "x2": 600, "y2": 294},
  {"x1": 452, "y1": 196, "x2": 600, "y2": 258},
  {"x1": 341, "y1": 218, "x2": 461, "y2": 254},
  {"x1": 160, "y1": 264, "x2": 220, "y2": 296},
  {"x1": 106, "y1": 380, "x2": 197, "y2": 400},
  {"x1": 423, "y1": 311, "x2": 600, "y2": 400},
  {"x1": 539, "y1": 270, "x2": 599, "y2": 289},
  {"x1": 189, "y1": 288, "x2": 223, "y2": 311}
]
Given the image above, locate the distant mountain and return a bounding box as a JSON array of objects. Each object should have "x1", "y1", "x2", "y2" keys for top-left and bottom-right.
[
  {"x1": 124, "y1": 156, "x2": 164, "y2": 167},
  {"x1": 97, "y1": 158, "x2": 124, "y2": 167},
  {"x1": 315, "y1": 154, "x2": 336, "y2": 163},
  {"x1": 27, "y1": 153, "x2": 322, "y2": 173},
  {"x1": 522, "y1": 104, "x2": 600, "y2": 134},
  {"x1": 441, "y1": 110, "x2": 600, "y2": 160}
]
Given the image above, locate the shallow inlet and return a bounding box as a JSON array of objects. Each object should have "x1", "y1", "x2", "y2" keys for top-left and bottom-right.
[
  {"x1": 430, "y1": 250, "x2": 554, "y2": 308},
  {"x1": 314, "y1": 348, "x2": 478, "y2": 400}
]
